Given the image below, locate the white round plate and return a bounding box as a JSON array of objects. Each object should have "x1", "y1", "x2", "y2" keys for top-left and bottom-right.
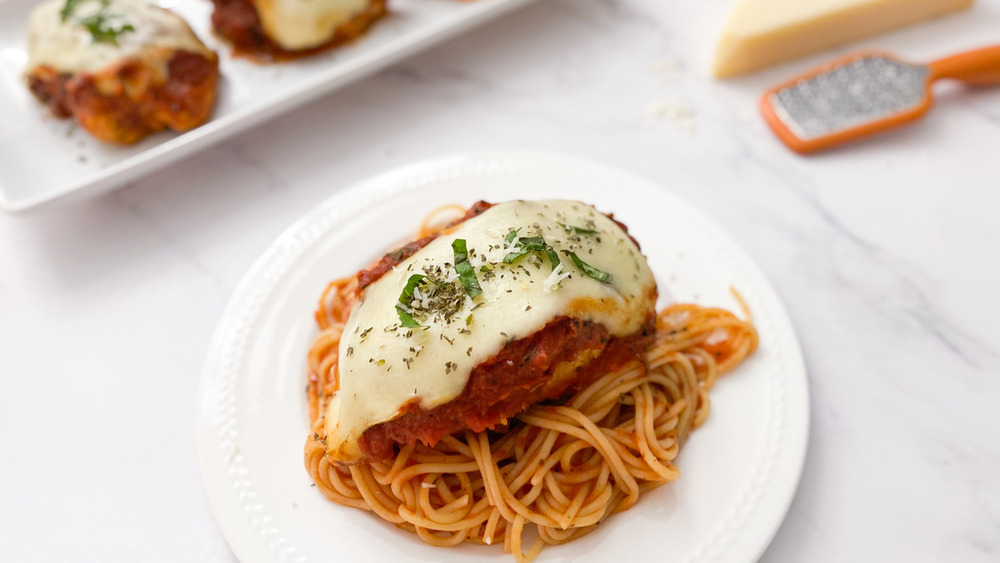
[{"x1": 197, "y1": 151, "x2": 809, "y2": 563}]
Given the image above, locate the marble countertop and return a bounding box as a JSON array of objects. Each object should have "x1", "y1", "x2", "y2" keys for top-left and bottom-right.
[{"x1": 1, "y1": 0, "x2": 998, "y2": 560}]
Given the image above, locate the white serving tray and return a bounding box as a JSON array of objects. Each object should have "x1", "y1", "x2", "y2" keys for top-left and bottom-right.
[{"x1": 0, "y1": 0, "x2": 539, "y2": 212}]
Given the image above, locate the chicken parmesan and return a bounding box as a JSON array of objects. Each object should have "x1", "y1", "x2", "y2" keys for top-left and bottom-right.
[
  {"x1": 321, "y1": 200, "x2": 658, "y2": 464},
  {"x1": 25, "y1": 0, "x2": 219, "y2": 145},
  {"x1": 305, "y1": 199, "x2": 759, "y2": 559},
  {"x1": 210, "y1": 0, "x2": 387, "y2": 61}
]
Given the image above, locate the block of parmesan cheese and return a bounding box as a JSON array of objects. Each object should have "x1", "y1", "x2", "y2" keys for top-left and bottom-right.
[{"x1": 712, "y1": 0, "x2": 975, "y2": 78}]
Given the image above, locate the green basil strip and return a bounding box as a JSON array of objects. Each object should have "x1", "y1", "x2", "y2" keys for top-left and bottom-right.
[
  {"x1": 503, "y1": 243, "x2": 542, "y2": 264},
  {"x1": 503, "y1": 236, "x2": 560, "y2": 268},
  {"x1": 544, "y1": 248, "x2": 560, "y2": 269},
  {"x1": 565, "y1": 251, "x2": 613, "y2": 284},
  {"x1": 557, "y1": 221, "x2": 598, "y2": 235},
  {"x1": 452, "y1": 239, "x2": 482, "y2": 299},
  {"x1": 78, "y1": 13, "x2": 135, "y2": 45},
  {"x1": 60, "y1": 0, "x2": 85, "y2": 21},
  {"x1": 505, "y1": 229, "x2": 519, "y2": 244},
  {"x1": 396, "y1": 307, "x2": 421, "y2": 328},
  {"x1": 395, "y1": 274, "x2": 426, "y2": 327}
]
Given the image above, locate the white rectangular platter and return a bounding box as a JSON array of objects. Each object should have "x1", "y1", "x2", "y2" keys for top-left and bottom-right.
[{"x1": 0, "y1": 0, "x2": 539, "y2": 212}]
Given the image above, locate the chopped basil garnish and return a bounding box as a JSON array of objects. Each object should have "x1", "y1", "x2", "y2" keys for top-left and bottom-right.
[
  {"x1": 565, "y1": 251, "x2": 613, "y2": 284},
  {"x1": 505, "y1": 229, "x2": 519, "y2": 244},
  {"x1": 504, "y1": 236, "x2": 560, "y2": 269},
  {"x1": 543, "y1": 248, "x2": 560, "y2": 269},
  {"x1": 451, "y1": 239, "x2": 482, "y2": 299},
  {"x1": 61, "y1": 0, "x2": 135, "y2": 45},
  {"x1": 556, "y1": 222, "x2": 598, "y2": 235},
  {"x1": 78, "y1": 12, "x2": 134, "y2": 45},
  {"x1": 60, "y1": 0, "x2": 85, "y2": 21},
  {"x1": 395, "y1": 274, "x2": 426, "y2": 328}
]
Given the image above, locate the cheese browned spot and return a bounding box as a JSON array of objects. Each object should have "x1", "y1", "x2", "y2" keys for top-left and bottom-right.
[
  {"x1": 324, "y1": 200, "x2": 658, "y2": 464},
  {"x1": 24, "y1": 0, "x2": 218, "y2": 144}
]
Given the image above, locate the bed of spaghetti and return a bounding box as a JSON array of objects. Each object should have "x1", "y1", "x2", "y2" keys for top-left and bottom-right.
[{"x1": 304, "y1": 205, "x2": 759, "y2": 562}]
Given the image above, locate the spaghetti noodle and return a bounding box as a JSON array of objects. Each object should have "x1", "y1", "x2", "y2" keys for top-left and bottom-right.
[{"x1": 304, "y1": 204, "x2": 758, "y2": 561}]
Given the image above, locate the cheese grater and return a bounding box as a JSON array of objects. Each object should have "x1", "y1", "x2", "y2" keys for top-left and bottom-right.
[{"x1": 760, "y1": 45, "x2": 1000, "y2": 153}]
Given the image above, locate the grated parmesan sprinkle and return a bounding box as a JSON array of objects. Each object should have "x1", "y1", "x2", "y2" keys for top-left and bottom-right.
[{"x1": 542, "y1": 263, "x2": 570, "y2": 293}]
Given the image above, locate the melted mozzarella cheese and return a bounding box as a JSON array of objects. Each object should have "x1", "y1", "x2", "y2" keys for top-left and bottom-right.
[
  {"x1": 254, "y1": 0, "x2": 372, "y2": 51},
  {"x1": 26, "y1": 0, "x2": 210, "y2": 74},
  {"x1": 325, "y1": 200, "x2": 657, "y2": 462}
]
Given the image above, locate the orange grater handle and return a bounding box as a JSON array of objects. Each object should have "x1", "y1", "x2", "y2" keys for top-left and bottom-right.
[{"x1": 928, "y1": 45, "x2": 1000, "y2": 86}]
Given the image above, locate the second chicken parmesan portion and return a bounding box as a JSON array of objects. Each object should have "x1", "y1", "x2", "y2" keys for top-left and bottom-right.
[
  {"x1": 324, "y1": 200, "x2": 658, "y2": 464},
  {"x1": 210, "y1": 0, "x2": 387, "y2": 61},
  {"x1": 25, "y1": 0, "x2": 219, "y2": 144}
]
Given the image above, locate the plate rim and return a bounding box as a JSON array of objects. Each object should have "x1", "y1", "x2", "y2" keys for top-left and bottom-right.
[{"x1": 196, "y1": 149, "x2": 810, "y2": 563}]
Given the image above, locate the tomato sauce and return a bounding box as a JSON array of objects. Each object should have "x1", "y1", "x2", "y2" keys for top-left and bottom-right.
[{"x1": 358, "y1": 314, "x2": 655, "y2": 460}]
